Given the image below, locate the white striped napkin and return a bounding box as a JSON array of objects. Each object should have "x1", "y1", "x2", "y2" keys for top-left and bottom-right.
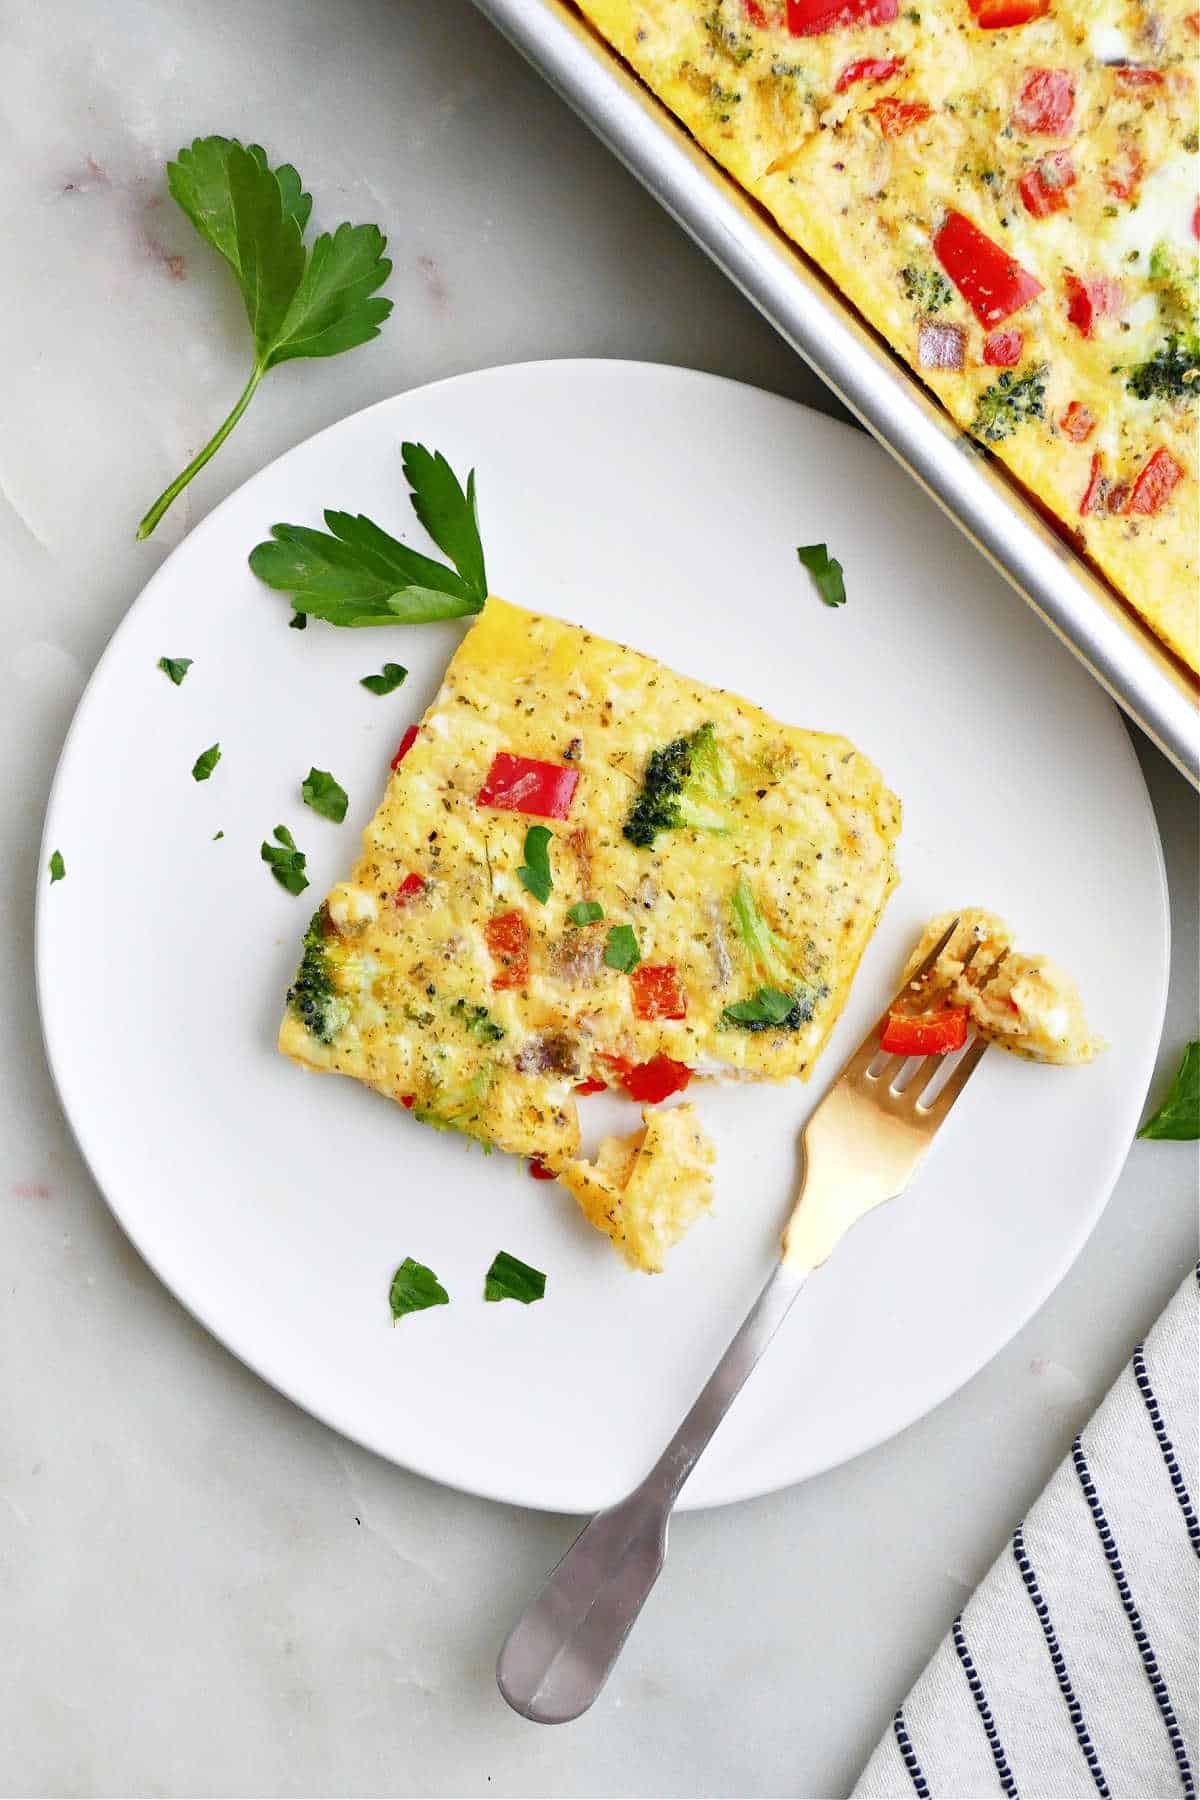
[{"x1": 854, "y1": 1266, "x2": 1199, "y2": 1800}]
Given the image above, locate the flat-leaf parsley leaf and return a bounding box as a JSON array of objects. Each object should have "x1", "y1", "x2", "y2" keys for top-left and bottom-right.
[
  {"x1": 796, "y1": 543, "x2": 846, "y2": 608},
  {"x1": 360, "y1": 662, "x2": 408, "y2": 696},
  {"x1": 567, "y1": 900, "x2": 604, "y2": 926},
  {"x1": 517, "y1": 825, "x2": 554, "y2": 904},
  {"x1": 248, "y1": 443, "x2": 488, "y2": 628},
  {"x1": 158, "y1": 656, "x2": 193, "y2": 685},
  {"x1": 721, "y1": 986, "x2": 797, "y2": 1028},
  {"x1": 389, "y1": 1257, "x2": 450, "y2": 1322},
  {"x1": 301, "y1": 767, "x2": 348, "y2": 823},
  {"x1": 261, "y1": 823, "x2": 309, "y2": 894},
  {"x1": 1138, "y1": 1041, "x2": 1200, "y2": 1141},
  {"x1": 192, "y1": 743, "x2": 221, "y2": 781},
  {"x1": 604, "y1": 923, "x2": 641, "y2": 972},
  {"x1": 48, "y1": 850, "x2": 65, "y2": 884},
  {"x1": 136, "y1": 137, "x2": 392, "y2": 538},
  {"x1": 484, "y1": 1251, "x2": 546, "y2": 1305}
]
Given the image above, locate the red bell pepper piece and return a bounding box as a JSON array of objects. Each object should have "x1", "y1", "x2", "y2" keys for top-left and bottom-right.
[
  {"x1": 476, "y1": 752, "x2": 579, "y2": 820},
  {"x1": 1115, "y1": 66, "x2": 1163, "y2": 87},
  {"x1": 629, "y1": 963, "x2": 689, "y2": 1022},
  {"x1": 393, "y1": 872, "x2": 425, "y2": 905},
  {"x1": 400, "y1": 1095, "x2": 415, "y2": 1109},
  {"x1": 1125, "y1": 448, "x2": 1185, "y2": 517},
  {"x1": 982, "y1": 328, "x2": 1024, "y2": 367},
  {"x1": 836, "y1": 54, "x2": 903, "y2": 91},
  {"x1": 1012, "y1": 68, "x2": 1074, "y2": 135},
  {"x1": 485, "y1": 911, "x2": 530, "y2": 990},
  {"x1": 1063, "y1": 273, "x2": 1124, "y2": 337},
  {"x1": 618, "y1": 1054, "x2": 693, "y2": 1104},
  {"x1": 785, "y1": 0, "x2": 897, "y2": 34},
  {"x1": 1059, "y1": 401, "x2": 1096, "y2": 443},
  {"x1": 880, "y1": 1006, "x2": 969, "y2": 1056},
  {"x1": 390, "y1": 725, "x2": 419, "y2": 771},
  {"x1": 1078, "y1": 452, "x2": 1104, "y2": 517},
  {"x1": 872, "y1": 98, "x2": 932, "y2": 137},
  {"x1": 742, "y1": 0, "x2": 769, "y2": 21},
  {"x1": 934, "y1": 211, "x2": 1043, "y2": 326},
  {"x1": 1018, "y1": 150, "x2": 1076, "y2": 217},
  {"x1": 1105, "y1": 145, "x2": 1143, "y2": 202},
  {"x1": 573, "y1": 1077, "x2": 608, "y2": 1096},
  {"x1": 1194, "y1": 202, "x2": 1200, "y2": 241},
  {"x1": 528, "y1": 1157, "x2": 558, "y2": 1181},
  {"x1": 968, "y1": 0, "x2": 1048, "y2": 24}
]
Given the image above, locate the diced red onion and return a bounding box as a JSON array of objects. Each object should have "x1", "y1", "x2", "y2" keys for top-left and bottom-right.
[{"x1": 918, "y1": 320, "x2": 966, "y2": 371}]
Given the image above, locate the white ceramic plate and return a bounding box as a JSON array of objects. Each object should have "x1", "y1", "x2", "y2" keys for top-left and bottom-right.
[{"x1": 37, "y1": 361, "x2": 1167, "y2": 1514}]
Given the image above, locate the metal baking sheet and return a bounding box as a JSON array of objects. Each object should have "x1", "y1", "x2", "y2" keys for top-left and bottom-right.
[{"x1": 472, "y1": 0, "x2": 1199, "y2": 785}]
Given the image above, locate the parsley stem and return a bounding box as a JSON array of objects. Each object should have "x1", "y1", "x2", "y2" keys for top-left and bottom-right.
[{"x1": 136, "y1": 365, "x2": 264, "y2": 540}]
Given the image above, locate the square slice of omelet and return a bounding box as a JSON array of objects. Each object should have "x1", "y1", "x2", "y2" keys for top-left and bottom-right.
[{"x1": 279, "y1": 597, "x2": 901, "y2": 1269}]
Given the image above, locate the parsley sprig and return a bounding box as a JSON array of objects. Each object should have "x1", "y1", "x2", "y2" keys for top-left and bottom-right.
[
  {"x1": 136, "y1": 137, "x2": 392, "y2": 539},
  {"x1": 249, "y1": 443, "x2": 488, "y2": 628}
]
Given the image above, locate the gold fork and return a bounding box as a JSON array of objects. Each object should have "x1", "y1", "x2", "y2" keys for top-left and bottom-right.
[{"x1": 498, "y1": 917, "x2": 992, "y2": 1725}]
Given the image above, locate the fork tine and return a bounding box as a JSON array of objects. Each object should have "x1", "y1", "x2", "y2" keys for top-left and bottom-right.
[
  {"x1": 919, "y1": 1036, "x2": 989, "y2": 1122},
  {"x1": 842, "y1": 915, "x2": 962, "y2": 1080}
]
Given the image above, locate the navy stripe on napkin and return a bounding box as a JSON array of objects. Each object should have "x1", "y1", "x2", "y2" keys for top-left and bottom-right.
[{"x1": 1072, "y1": 1437, "x2": 1196, "y2": 1798}]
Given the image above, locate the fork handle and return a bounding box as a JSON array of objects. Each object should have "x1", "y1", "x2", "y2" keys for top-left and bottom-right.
[{"x1": 496, "y1": 1263, "x2": 805, "y2": 1724}]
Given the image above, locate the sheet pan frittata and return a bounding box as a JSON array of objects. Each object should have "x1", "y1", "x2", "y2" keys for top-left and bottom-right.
[{"x1": 576, "y1": 0, "x2": 1199, "y2": 671}]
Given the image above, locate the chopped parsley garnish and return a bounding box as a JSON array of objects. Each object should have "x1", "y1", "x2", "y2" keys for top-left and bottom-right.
[
  {"x1": 721, "y1": 985, "x2": 818, "y2": 1031},
  {"x1": 48, "y1": 849, "x2": 65, "y2": 884},
  {"x1": 567, "y1": 900, "x2": 604, "y2": 926},
  {"x1": 249, "y1": 443, "x2": 488, "y2": 628},
  {"x1": 1126, "y1": 334, "x2": 1200, "y2": 404},
  {"x1": 484, "y1": 1251, "x2": 546, "y2": 1305},
  {"x1": 450, "y1": 998, "x2": 505, "y2": 1043},
  {"x1": 288, "y1": 908, "x2": 350, "y2": 1042},
  {"x1": 137, "y1": 137, "x2": 392, "y2": 539},
  {"x1": 1138, "y1": 1041, "x2": 1199, "y2": 1141},
  {"x1": 157, "y1": 656, "x2": 193, "y2": 685},
  {"x1": 213, "y1": 830, "x2": 224, "y2": 841},
  {"x1": 389, "y1": 1257, "x2": 449, "y2": 1322},
  {"x1": 604, "y1": 923, "x2": 641, "y2": 973},
  {"x1": 796, "y1": 542, "x2": 846, "y2": 608},
  {"x1": 517, "y1": 824, "x2": 553, "y2": 904},
  {"x1": 970, "y1": 363, "x2": 1047, "y2": 443},
  {"x1": 261, "y1": 823, "x2": 309, "y2": 894},
  {"x1": 900, "y1": 263, "x2": 952, "y2": 314},
  {"x1": 191, "y1": 742, "x2": 221, "y2": 782},
  {"x1": 360, "y1": 662, "x2": 408, "y2": 696},
  {"x1": 301, "y1": 766, "x2": 348, "y2": 823}
]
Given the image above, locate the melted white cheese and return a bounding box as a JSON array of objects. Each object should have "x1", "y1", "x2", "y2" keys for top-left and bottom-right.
[{"x1": 1107, "y1": 153, "x2": 1200, "y2": 266}]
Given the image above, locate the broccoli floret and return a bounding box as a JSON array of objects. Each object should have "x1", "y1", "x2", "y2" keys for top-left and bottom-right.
[
  {"x1": 623, "y1": 722, "x2": 739, "y2": 848},
  {"x1": 702, "y1": 5, "x2": 756, "y2": 64},
  {"x1": 729, "y1": 878, "x2": 799, "y2": 990},
  {"x1": 900, "y1": 264, "x2": 953, "y2": 315},
  {"x1": 721, "y1": 880, "x2": 827, "y2": 1031},
  {"x1": 287, "y1": 909, "x2": 351, "y2": 1044},
  {"x1": 413, "y1": 1064, "x2": 495, "y2": 1145},
  {"x1": 449, "y1": 998, "x2": 505, "y2": 1043},
  {"x1": 1148, "y1": 240, "x2": 1199, "y2": 330},
  {"x1": 970, "y1": 363, "x2": 1048, "y2": 443},
  {"x1": 1127, "y1": 333, "x2": 1200, "y2": 403}
]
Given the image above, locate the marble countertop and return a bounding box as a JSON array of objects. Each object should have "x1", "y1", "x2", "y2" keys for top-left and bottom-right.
[{"x1": 3, "y1": 2, "x2": 1196, "y2": 1794}]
